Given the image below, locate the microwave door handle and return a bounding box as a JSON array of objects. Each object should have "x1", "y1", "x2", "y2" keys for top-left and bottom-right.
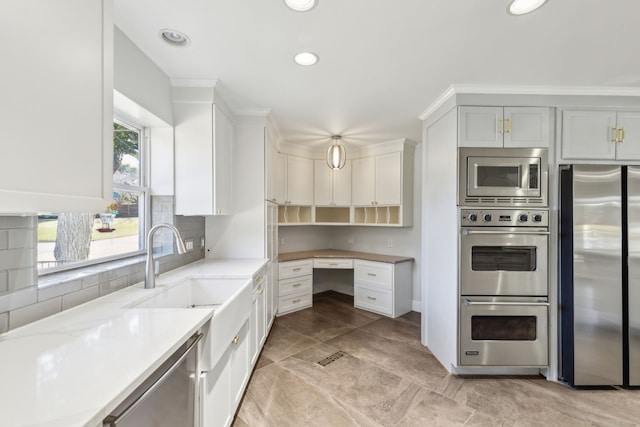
[
  {"x1": 461, "y1": 230, "x2": 550, "y2": 236},
  {"x1": 463, "y1": 299, "x2": 550, "y2": 307}
]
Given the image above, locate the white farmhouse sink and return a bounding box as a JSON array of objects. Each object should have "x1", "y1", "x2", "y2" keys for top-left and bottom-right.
[
  {"x1": 132, "y1": 277, "x2": 253, "y2": 370},
  {"x1": 133, "y1": 277, "x2": 249, "y2": 309}
]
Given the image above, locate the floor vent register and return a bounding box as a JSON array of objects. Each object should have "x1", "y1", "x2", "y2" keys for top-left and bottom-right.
[{"x1": 317, "y1": 351, "x2": 348, "y2": 367}]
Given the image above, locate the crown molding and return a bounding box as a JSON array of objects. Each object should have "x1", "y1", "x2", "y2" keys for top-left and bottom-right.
[{"x1": 419, "y1": 84, "x2": 640, "y2": 121}]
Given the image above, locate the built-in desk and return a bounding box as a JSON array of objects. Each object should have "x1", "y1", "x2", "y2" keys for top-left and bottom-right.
[{"x1": 277, "y1": 249, "x2": 413, "y2": 318}]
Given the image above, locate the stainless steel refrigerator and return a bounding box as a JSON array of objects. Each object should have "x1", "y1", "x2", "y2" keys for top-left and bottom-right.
[{"x1": 559, "y1": 164, "x2": 640, "y2": 387}]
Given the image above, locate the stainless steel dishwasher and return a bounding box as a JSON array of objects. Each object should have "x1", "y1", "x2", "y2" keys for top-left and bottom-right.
[{"x1": 103, "y1": 333, "x2": 202, "y2": 427}]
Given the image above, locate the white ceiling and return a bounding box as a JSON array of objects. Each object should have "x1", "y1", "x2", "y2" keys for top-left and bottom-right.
[{"x1": 114, "y1": 0, "x2": 640, "y2": 149}]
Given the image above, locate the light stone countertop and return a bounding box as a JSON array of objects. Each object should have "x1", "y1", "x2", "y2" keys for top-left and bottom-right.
[
  {"x1": 0, "y1": 257, "x2": 267, "y2": 427},
  {"x1": 278, "y1": 249, "x2": 414, "y2": 264}
]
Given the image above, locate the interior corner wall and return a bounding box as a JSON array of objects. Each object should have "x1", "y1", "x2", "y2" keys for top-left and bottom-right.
[{"x1": 114, "y1": 26, "x2": 173, "y2": 126}]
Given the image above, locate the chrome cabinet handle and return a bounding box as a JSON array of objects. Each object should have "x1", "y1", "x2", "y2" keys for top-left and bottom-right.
[{"x1": 463, "y1": 299, "x2": 549, "y2": 307}]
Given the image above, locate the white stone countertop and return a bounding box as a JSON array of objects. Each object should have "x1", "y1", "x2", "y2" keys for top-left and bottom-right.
[{"x1": 0, "y1": 258, "x2": 267, "y2": 427}]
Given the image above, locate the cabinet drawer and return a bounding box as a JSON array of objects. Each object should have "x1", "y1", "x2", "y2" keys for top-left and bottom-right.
[
  {"x1": 354, "y1": 260, "x2": 392, "y2": 288},
  {"x1": 313, "y1": 258, "x2": 353, "y2": 269},
  {"x1": 354, "y1": 284, "x2": 392, "y2": 316},
  {"x1": 278, "y1": 292, "x2": 312, "y2": 315},
  {"x1": 279, "y1": 275, "x2": 312, "y2": 297},
  {"x1": 279, "y1": 259, "x2": 313, "y2": 279}
]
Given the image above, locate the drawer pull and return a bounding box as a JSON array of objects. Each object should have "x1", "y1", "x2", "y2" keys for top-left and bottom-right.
[
  {"x1": 292, "y1": 298, "x2": 301, "y2": 304},
  {"x1": 292, "y1": 283, "x2": 302, "y2": 287},
  {"x1": 232, "y1": 335, "x2": 239, "y2": 345},
  {"x1": 256, "y1": 287, "x2": 264, "y2": 295},
  {"x1": 293, "y1": 267, "x2": 302, "y2": 272},
  {"x1": 255, "y1": 275, "x2": 264, "y2": 283},
  {"x1": 367, "y1": 296, "x2": 377, "y2": 301},
  {"x1": 367, "y1": 273, "x2": 377, "y2": 277},
  {"x1": 329, "y1": 263, "x2": 338, "y2": 266}
]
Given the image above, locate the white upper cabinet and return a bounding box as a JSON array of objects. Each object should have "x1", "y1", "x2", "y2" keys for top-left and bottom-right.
[
  {"x1": 265, "y1": 133, "x2": 278, "y2": 203},
  {"x1": 353, "y1": 153, "x2": 401, "y2": 206},
  {"x1": 0, "y1": 0, "x2": 113, "y2": 213},
  {"x1": 562, "y1": 110, "x2": 640, "y2": 161},
  {"x1": 458, "y1": 106, "x2": 550, "y2": 148},
  {"x1": 174, "y1": 86, "x2": 233, "y2": 215},
  {"x1": 277, "y1": 154, "x2": 313, "y2": 205},
  {"x1": 313, "y1": 160, "x2": 352, "y2": 206}
]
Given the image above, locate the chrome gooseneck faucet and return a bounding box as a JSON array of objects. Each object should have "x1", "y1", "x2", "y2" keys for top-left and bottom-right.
[{"x1": 145, "y1": 224, "x2": 188, "y2": 289}]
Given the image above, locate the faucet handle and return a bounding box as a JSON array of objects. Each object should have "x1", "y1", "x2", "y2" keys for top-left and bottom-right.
[{"x1": 154, "y1": 260, "x2": 160, "y2": 277}]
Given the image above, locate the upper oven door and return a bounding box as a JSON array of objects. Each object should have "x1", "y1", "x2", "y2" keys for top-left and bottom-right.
[
  {"x1": 460, "y1": 227, "x2": 548, "y2": 296},
  {"x1": 466, "y1": 156, "x2": 541, "y2": 198}
]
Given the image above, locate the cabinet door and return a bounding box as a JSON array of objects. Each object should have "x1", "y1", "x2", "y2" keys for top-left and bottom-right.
[
  {"x1": 0, "y1": 0, "x2": 113, "y2": 213},
  {"x1": 375, "y1": 153, "x2": 402, "y2": 205},
  {"x1": 265, "y1": 133, "x2": 278, "y2": 203},
  {"x1": 286, "y1": 156, "x2": 313, "y2": 205},
  {"x1": 504, "y1": 107, "x2": 550, "y2": 148},
  {"x1": 562, "y1": 110, "x2": 616, "y2": 160},
  {"x1": 229, "y1": 321, "x2": 250, "y2": 410},
  {"x1": 313, "y1": 159, "x2": 333, "y2": 205},
  {"x1": 332, "y1": 160, "x2": 352, "y2": 206},
  {"x1": 200, "y1": 349, "x2": 232, "y2": 427},
  {"x1": 275, "y1": 153, "x2": 287, "y2": 204},
  {"x1": 615, "y1": 112, "x2": 640, "y2": 160},
  {"x1": 352, "y1": 156, "x2": 376, "y2": 205},
  {"x1": 458, "y1": 106, "x2": 503, "y2": 148},
  {"x1": 174, "y1": 102, "x2": 215, "y2": 215},
  {"x1": 213, "y1": 105, "x2": 233, "y2": 215}
]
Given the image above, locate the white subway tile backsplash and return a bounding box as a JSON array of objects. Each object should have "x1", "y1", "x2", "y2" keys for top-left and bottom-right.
[
  {"x1": 0, "y1": 248, "x2": 35, "y2": 270},
  {"x1": 0, "y1": 271, "x2": 7, "y2": 293},
  {"x1": 0, "y1": 231, "x2": 8, "y2": 250},
  {"x1": 0, "y1": 286, "x2": 37, "y2": 312},
  {"x1": 0, "y1": 216, "x2": 36, "y2": 229},
  {"x1": 0, "y1": 312, "x2": 8, "y2": 333},
  {"x1": 100, "y1": 276, "x2": 129, "y2": 296},
  {"x1": 62, "y1": 286, "x2": 100, "y2": 311},
  {"x1": 81, "y1": 274, "x2": 101, "y2": 289},
  {"x1": 38, "y1": 279, "x2": 82, "y2": 301},
  {"x1": 9, "y1": 297, "x2": 61, "y2": 329},
  {"x1": 9, "y1": 268, "x2": 36, "y2": 290},
  {"x1": 8, "y1": 229, "x2": 35, "y2": 249}
]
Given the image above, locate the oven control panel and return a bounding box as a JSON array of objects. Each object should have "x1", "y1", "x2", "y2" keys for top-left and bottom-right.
[{"x1": 461, "y1": 208, "x2": 548, "y2": 227}]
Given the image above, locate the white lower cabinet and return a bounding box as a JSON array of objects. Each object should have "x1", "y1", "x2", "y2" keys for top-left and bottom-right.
[
  {"x1": 354, "y1": 260, "x2": 412, "y2": 318},
  {"x1": 200, "y1": 320, "x2": 249, "y2": 427},
  {"x1": 200, "y1": 266, "x2": 276, "y2": 427},
  {"x1": 278, "y1": 260, "x2": 313, "y2": 315}
]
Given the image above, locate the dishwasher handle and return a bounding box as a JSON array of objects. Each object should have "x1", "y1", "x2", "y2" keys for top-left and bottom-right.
[{"x1": 103, "y1": 332, "x2": 203, "y2": 427}]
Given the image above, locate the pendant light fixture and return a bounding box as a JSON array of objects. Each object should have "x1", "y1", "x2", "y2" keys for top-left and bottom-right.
[{"x1": 326, "y1": 135, "x2": 346, "y2": 170}]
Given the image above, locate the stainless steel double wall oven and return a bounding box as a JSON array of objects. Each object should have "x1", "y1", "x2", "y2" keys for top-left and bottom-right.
[{"x1": 458, "y1": 148, "x2": 550, "y2": 367}]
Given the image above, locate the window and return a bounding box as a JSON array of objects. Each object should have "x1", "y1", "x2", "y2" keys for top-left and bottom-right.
[{"x1": 37, "y1": 119, "x2": 148, "y2": 272}]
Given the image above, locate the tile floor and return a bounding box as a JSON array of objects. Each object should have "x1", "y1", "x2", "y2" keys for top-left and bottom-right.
[{"x1": 233, "y1": 291, "x2": 640, "y2": 426}]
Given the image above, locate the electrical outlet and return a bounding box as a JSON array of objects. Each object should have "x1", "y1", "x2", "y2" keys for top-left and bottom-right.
[
  {"x1": 387, "y1": 239, "x2": 393, "y2": 248},
  {"x1": 200, "y1": 236, "x2": 205, "y2": 250},
  {"x1": 280, "y1": 238, "x2": 285, "y2": 245},
  {"x1": 184, "y1": 239, "x2": 194, "y2": 252}
]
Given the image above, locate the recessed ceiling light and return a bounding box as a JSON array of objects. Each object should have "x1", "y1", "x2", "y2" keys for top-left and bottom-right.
[
  {"x1": 294, "y1": 52, "x2": 319, "y2": 66},
  {"x1": 284, "y1": 0, "x2": 317, "y2": 12},
  {"x1": 507, "y1": 0, "x2": 547, "y2": 15},
  {"x1": 159, "y1": 29, "x2": 190, "y2": 47}
]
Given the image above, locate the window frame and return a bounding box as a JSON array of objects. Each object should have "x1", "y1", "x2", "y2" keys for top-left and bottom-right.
[{"x1": 37, "y1": 115, "x2": 150, "y2": 276}]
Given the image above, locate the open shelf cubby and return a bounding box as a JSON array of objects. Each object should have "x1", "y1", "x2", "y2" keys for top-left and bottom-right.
[
  {"x1": 278, "y1": 205, "x2": 312, "y2": 224},
  {"x1": 353, "y1": 206, "x2": 401, "y2": 225},
  {"x1": 314, "y1": 206, "x2": 351, "y2": 224}
]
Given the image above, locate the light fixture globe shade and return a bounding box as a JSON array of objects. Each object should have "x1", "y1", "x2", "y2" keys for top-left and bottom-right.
[
  {"x1": 508, "y1": 0, "x2": 547, "y2": 15},
  {"x1": 326, "y1": 137, "x2": 346, "y2": 170}
]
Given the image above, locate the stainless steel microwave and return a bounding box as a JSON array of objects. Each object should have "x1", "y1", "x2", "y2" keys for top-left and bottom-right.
[{"x1": 458, "y1": 147, "x2": 548, "y2": 207}]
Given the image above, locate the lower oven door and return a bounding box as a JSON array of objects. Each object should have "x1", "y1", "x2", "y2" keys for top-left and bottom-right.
[
  {"x1": 459, "y1": 297, "x2": 548, "y2": 367},
  {"x1": 460, "y1": 227, "x2": 548, "y2": 296}
]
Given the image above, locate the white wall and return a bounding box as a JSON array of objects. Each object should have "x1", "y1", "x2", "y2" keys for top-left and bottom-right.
[
  {"x1": 114, "y1": 27, "x2": 173, "y2": 126},
  {"x1": 205, "y1": 118, "x2": 267, "y2": 259}
]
